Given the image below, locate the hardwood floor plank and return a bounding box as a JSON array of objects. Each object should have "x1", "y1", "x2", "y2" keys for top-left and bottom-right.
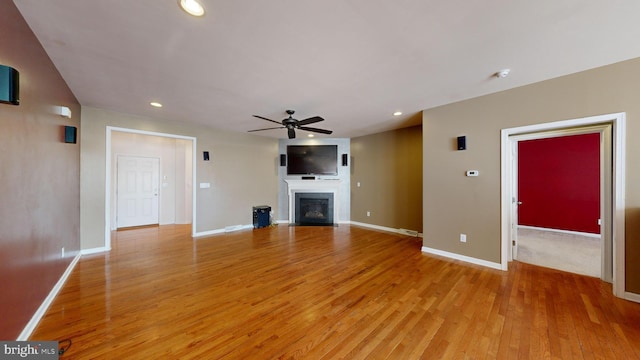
[{"x1": 29, "y1": 224, "x2": 640, "y2": 359}]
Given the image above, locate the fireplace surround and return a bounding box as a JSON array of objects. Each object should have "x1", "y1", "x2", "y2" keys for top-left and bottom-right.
[{"x1": 285, "y1": 179, "x2": 341, "y2": 225}]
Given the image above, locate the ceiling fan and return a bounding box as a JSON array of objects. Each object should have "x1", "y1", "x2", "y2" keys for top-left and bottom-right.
[{"x1": 248, "y1": 110, "x2": 332, "y2": 139}]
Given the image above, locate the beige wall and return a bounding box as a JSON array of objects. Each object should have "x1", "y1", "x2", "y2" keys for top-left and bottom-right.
[
  {"x1": 0, "y1": 0, "x2": 81, "y2": 339},
  {"x1": 80, "y1": 107, "x2": 279, "y2": 250},
  {"x1": 351, "y1": 125, "x2": 422, "y2": 232},
  {"x1": 422, "y1": 57, "x2": 640, "y2": 293}
]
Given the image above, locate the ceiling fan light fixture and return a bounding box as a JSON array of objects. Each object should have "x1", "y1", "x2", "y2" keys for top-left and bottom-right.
[{"x1": 179, "y1": 0, "x2": 205, "y2": 17}]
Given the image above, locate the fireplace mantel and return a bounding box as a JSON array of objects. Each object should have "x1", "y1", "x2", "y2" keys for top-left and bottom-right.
[{"x1": 285, "y1": 179, "x2": 342, "y2": 224}]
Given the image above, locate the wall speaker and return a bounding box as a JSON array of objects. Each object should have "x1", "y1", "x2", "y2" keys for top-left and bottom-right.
[
  {"x1": 457, "y1": 136, "x2": 466, "y2": 151},
  {"x1": 64, "y1": 126, "x2": 77, "y2": 144},
  {"x1": 280, "y1": 154, "x2": 286, "y2": 166},
  {"x1": 203, "y1": 151, "x2": 210, "y2": 161},
  {"x1": 0, "y1": 65, "x2": 19, "y2": 105},
  {"x1": 342, "y1": 153, "x2": 348, "y2": 166}
]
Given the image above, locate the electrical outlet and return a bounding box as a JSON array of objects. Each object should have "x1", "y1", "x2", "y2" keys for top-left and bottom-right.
[
  {"x1": 366, "y1": 211, "x2": 371, "y2": 217},
  {"x1": 460, "y1": 234, "x2": 467, "y2": 243},
  {"x1": 61, "y1": 247, "x2": 65, "y2": 258}
]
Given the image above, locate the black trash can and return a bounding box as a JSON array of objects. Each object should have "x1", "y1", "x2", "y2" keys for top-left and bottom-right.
[{"x1": 253, "y1": 205, "x2": 271, "y2": 228}]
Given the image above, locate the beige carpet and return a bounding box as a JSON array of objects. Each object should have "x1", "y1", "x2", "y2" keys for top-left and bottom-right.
[{"x1": 516, "y1": 227, "x2": 601, "y2": 278}]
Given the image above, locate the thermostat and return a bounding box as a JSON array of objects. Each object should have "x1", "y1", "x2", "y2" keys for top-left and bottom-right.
[{"x1": 466, "y1": 170, "x2": 479, "y2": 177}]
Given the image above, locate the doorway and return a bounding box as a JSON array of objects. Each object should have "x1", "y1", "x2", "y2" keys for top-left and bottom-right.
[
  {"x1": 105, "y1": 127, "x2": 197, "y2": 249},
  {"x1": 512, "y1": 131, "x2": 603, "y2": 278},
  {"x1": 500, "y1": 113, "x2": 626, "y2": 298}
]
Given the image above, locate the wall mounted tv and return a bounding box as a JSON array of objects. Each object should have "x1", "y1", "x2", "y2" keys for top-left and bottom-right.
[{"x1": 287, "y1": 145, "x2": 338, "y2": 175}]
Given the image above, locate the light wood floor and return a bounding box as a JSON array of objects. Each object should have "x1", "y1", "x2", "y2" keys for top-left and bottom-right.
[{"x1": 31, "y1": 225, "x2": 640, "y2": 359}]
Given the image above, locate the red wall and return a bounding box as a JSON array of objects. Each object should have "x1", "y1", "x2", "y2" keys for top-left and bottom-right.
[
  {"x1": 518, "y1": 133, "x2": 600, "y2": 234},
  {"x1": 0, "y1": 1, "x2": 81, "y2": 339}
]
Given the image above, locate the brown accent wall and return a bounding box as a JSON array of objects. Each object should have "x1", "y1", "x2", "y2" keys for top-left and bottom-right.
[
  {"x1": 0, "y1": 0, "x2": 81, "y2": 339},
  {"x1": 422, "y1": 57, "x2": 640, "y2": 293},
  {"x1": 351, "y1": 125, "x2": 422, "y2": 232}
]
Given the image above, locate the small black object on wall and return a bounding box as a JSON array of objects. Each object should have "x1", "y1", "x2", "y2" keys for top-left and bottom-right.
[
  {"x1": 64, "y1": 126, "x2": 77, "y2": 144},
  {"x1": 342, "y1": 153, "x2": 348, "y2": 166},
  {"x1": 280, "y1": 154, "x2": 286, "y2": 166},
  {"x1": 203, "y1": 151, "x2": 210, "y2": 161},
  {"x1": 0, "y1": 65, "x2": 19, "y2": 105},
  {"x1": 457, "y1": 136, "x2": 467, "y2": 150}
]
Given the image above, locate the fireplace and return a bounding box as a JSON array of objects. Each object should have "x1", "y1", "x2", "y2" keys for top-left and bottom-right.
[
  {"x1": 285, "y1": 179, "x2": 341, "y2": 225},
  {"x1": 294, "y1": 192, "x2": 334, "y2": 226}
]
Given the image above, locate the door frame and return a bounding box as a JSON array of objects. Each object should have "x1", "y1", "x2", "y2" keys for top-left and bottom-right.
[
  {"x1": 105, "y1": 126, "x2": 197, "y2": 250},
  {"x1": 509, "y1": 125, "x2": 611, "y2": 281},
  {"x1": 500, "y1": 112, "x2": 626, "y2": 299}
]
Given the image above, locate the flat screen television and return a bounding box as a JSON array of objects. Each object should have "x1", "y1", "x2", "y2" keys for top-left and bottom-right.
[{"x1": 287, "y1": 145, "x2": 338, "y2": 175}]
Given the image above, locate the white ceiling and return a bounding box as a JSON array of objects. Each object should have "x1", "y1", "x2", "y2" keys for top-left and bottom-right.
[{"x1": 13, "y1": 0, "x2": 640, "y2": 139}]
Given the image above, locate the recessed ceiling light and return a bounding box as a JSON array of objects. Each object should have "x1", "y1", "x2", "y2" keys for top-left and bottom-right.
[
  {"x1": 179, "y1": 0, "x2": 205, "y2": 17},
  {"x1": 308, "y1": 134, "x2": 315, "y2": 138},
  {"x1": 393, "y1": 111, "x2": 402, "y2": 116},
  {"x1": 150, "y1": 102, "x2": 163, "y2": 108}
]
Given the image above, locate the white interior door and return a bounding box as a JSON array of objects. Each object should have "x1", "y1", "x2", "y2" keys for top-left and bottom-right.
[{"x1": 117, "y1": 155, "x2": 160, "y2": 228}]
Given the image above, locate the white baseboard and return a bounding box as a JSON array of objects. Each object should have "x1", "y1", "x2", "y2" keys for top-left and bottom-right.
[
  {"x1": 194, "y1": 224, "x2": 254, "y2": 238},
  {"x1": 625, "y1": 291, "x2": 640, "y2": 303},
  {"x1": 224, "y1": 224, "x2": 253, "y2": 232},
  {"x1": 17, "y1": 253, "x2": 81, "y2": 340},
  {"x1": 517, "y1": 225, "x2": 601, "y2": 239},
  {"x1": 194, "y1": 229, "x2": 225, "y2": 237},
  {"x1": 421, "y1": 246, "x2": 504, "y2": 271},
  {"x1": 81, "y1": 246, "x2": 110, "y2": 255},
  {"x1": 349, "y1": 221, "x2": 422, "y2": 238}
]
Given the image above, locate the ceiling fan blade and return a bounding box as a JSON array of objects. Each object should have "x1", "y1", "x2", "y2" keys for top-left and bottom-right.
[
  {"x1": 288, "y1": 128, "x2": 296, "y2": 139},
  {"x1": 248, "y1": 126, "x2": 284, "y2": 132},
  {"x1": 296, "y1": 116, "x2": 324, "y2": 126},
  {"x1": 298, "y1": 126, "x2": 333, "y2": 135},
  {"x1": 253, "y1": 115, "x2": 283, "y2": 125}
]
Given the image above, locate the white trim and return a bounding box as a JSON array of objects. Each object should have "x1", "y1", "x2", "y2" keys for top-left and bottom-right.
[
  {"x1": 193, "y1": 229, "x2": 226, "y2": 238},
  {"x1": 421, "y1": 246, "x2": 503, "y2": 270},
  {"x1": 624, "y1": 292, "x2": 640, "y2": 304},
  {"x1": 105, "y1": 126, "x2": 197, "y2": 249},
  {"x1": 81, "y1": 247, "x2": 111, "y2": 255},
  {"x1": 613, "y1": 114, "x2": 626, "y2": 298},
  {"x1": 349, "y1": 221, "x2": 423, "y2": 237},
  {"x1": 17, "y1": 253, "x2": 81, "y2": 340},
  {"x1": 517, "y1": 225, "x2": 601, "y2": 239},
  {"x1": 501, "y1": 112, "x2": 626, "y2": 298},
  {"x1": 193, "y1": 224, "x2": 254, "y2": 238}
]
